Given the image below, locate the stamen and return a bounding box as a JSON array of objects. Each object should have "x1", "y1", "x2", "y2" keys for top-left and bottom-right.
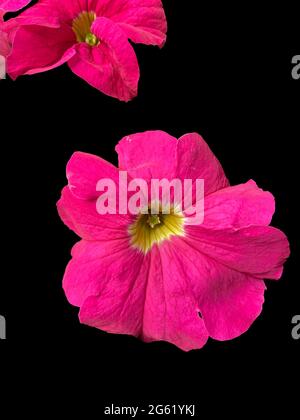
[
  {"x1": 72, "y1": 11, "x2": 99, "y2": 46},
  {"x1": 85, "y1": 33, "x2": 98, "y2": 46},
  {"x1": 147, "y1": 214, "x2": 161, "y2": 228}
]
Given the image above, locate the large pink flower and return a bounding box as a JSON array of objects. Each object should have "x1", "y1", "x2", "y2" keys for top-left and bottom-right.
[
  {"x1": 57, "y1": 131, "x2": 290, "y2": 351},
  {"x1": 5, "y1": 0, "x2": 167, "y2": 101}
]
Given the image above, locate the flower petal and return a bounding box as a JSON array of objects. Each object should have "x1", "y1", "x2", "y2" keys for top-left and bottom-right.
[
  {"x1": 7, "y1": 23, "x2": 75, "y2": 79},
  {"x1": 0, "y1": 28, "x2": 9, "y2": 56},
  {"x1": 140, "y1": 245, "x2": 209, "y2": 351},
  {"x1": 116, "y1": 131, "x2": 229, "y2": 197},
  {"x1": 68, "y1": 17, "x2": 140, "y2": 101},
  {"x1": 63, "y1": 239, "x2": 143, "y2": 308},
  {"x1": 66, "y1": 151, "x2": 120, "y2": 200},
  {"x1": 116, "y1": 130, "x2": 178, "y2": 180},
  {"x1": 77, "y1": 243, "x2": 147, "y2": 336},
  {"x1": 200, "y1": 273, "x2": 266, "y2": 341},
  {"x1": 184, "y1": 225, "x2": 290, "y2": 279},
  {"x1": 79, "y1": 243, "x2": 209, "y2": 351},
  {"x1": 95, "y1": 0, "x2": 167, "y2": 47},
  {"x1": 0, "y1": 0, "x2": 31, "y2": 13},
  {"x1": 202, "y1": 180, "x2": 275, "y2": 229},
  {"x1": 57, "y1": 186, "x2": 133, "y2": 241},
  {"x1": 168, "y1": 238, "x2": 266, "y2": 341},
  {"x1": 176, "y1": 133, "x2": 229, "y2": 196}
]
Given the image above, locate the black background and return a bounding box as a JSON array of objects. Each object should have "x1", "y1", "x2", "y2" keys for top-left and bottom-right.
[{"x1": 1, "y1": 0, "x2": 299, "y2": 414}]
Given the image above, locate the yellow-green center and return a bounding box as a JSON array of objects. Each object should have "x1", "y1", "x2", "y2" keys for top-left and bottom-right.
[
  {"x1": 129, "y1": 207, "x2": 185, "y2": 254},
  {"x1": 72, "y1": 11, "x2": 99, "y2": 46}
]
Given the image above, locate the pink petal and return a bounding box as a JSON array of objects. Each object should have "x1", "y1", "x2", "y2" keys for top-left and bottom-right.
[
  {"x1": 57, "y1": 186, "x2": 132, "y2": 241},
  {"x1": 76, "y1": 243, "x2": 147, "y2": 336},
  {"x1": 185, "y1": 225, "x2": 290, "y2": 279},
  {"x1": 66, "y1": 151, "x2": 120, "y2": 200},
  {"x1": 116, "y1": 131, "x2": 229, "y2": 196},
  {"x1": 0, "y1": 0, "x2": 31, "y2": 13},
  {"x1": 68, "y1": 17, "x2": 140, "y2": 101},
  {"x1": 140, "y1": 246, "x2": 209, "y2": 351},
  {"x1": 63, "y1": 239, "x2": 143, "y2": 308},
  {"x1": 116, "y1": 130, "x2": 178, "y2": 181},
  {"x1": 168, "y1": 238, "x2": 266, "y2": 341},
  {"x1": 0, "y1": 28, "x2": 9, "y2": 56},
  {"x1": 79, "y1": 243, "x2": 209, "y2": 351},
  {"x1": 94, "y1": 0, "x2": 167, "y2": 47},
  {"x1": 7, "y1": 23, "x2": 76, "y2": 79},
  {"x1": 200, "y1": 273, "x2": 266, "y2": 341},
  {"x1": 177, "y1": 133, "x2": 229, "y2": 196},
  {"x1": 202, "y1": 180, "x2": 275, "y2": 229}
]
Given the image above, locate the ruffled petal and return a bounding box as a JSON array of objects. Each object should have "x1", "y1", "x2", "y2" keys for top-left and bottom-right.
[
  {"x1": 77, "y1": 243, "x2": 147, "y2": 336},
  {"x1": 57, "y1": 186, "x2": 132, "y2": 241},
  {"x1": 116, "y1": 131, "x2": 229, "y2": 196},
  {"x1": 202, "y1": 180, "x2": 275, "y2": 229},
  {"x1": 184, "y1": 225, "x2": 290, "y2": 280},
  {"x1": 66, "y1": 151, "x2": 120, "y2": 200},
  {"x1": 68, "y1": 17, "x2": 140, "y2": 101},
  {"x1": 63, "y1": 239, "x2": 143, "y2": 308},
  {"x1": 0, "y1": 28, "x2": 9, "y2": 56},
  {"x1": 167, "y1": 238, "x2": 266, "y2": 341},
  {"x1": 176, "y1": 133, "x2": 229, "y2": 196},
  {"x1": 116, "y1": 130, "x2": 178, "y2": 181},
  {"x1": 0, "y1": 0, "x2": 31, "y2": 13},
  {"x1": 140, "y1": 245, "x2": 209, "y2": 351},
  {"x1": 79, "y1": 243, "x2": 209, "y2": 351},
  {"x1": 94, "y1": 0, "x2": 167, "y2": 47},
  {"x1": 7, "y1": 23, "x2": 75, "y2": 79}
]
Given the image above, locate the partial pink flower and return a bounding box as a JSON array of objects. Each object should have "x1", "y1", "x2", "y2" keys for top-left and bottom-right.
[
  {"x1": 0, "y1": 0, "x2": 31, "y2": 58},
  {"x1": 57, "y1": 131, "x2": 290, "y2": 351},
  {"x1": 5, "y1": 0, "x2": 167, "y2": 101}
]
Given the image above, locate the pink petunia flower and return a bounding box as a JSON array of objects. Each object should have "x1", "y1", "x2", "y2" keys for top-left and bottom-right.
[
  {"x1": 0, "y1": 0, "x2": 31, "y2": 77},
  {"x1": 57, "y1": 131, "x2": 290, "y2": 351},
  {"x1": 5, "y1": 0, "x2": 167, "y2": 101}
]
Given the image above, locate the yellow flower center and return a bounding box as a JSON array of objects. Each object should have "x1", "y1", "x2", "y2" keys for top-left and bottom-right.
[
  {"x1": 129, "y1": 207, "x2": 185, "y2": 254},
  {"x1": 72, "y1": 11, "x2": 99, "y2": 46}
]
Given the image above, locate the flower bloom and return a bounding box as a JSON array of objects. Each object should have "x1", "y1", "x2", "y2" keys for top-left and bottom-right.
[
  {"x1": 57, "y1": 131, "x2": 290, "y2": 351},
  {"x1": 0, "y1": 0, "x2": 31, "y2": 61},
  {"x1": 5, "y1": 0, "x2": 167, "y2": 100}
]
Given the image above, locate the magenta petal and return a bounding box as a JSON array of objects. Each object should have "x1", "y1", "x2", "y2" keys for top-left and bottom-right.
[
  {"x1": 7, "y1": 23, "x2": 75, "y2": 79},
  {"x1": 79, "y1": 243, "x2": 209, "y2": 351},
  {"x1": 0, "y1": 0, "x2": 31, "y2": 13},
  {"x1": 200, "y1": 266, "x2": 266, "y2": 341},
  {"x1": 78, "y1": 246, "x2": 147, "y2": 336},
  {"x1": 185, "y1": 225, "x2": 290, "y2": 279},
  {"x1": 97, "y1": 0, "x2": 167, "y2": 47},
  {"x1": 63, "y1": 239, "x2": 143, "y2": 308},
  {"x1": 0, "y1": 27, "x2": 9, "y2": 56},
  {"x1": 116, "y1": 131, "x2": 229, "y2": 194},
  {"x1": 66, "y1": 151, "x2": 120, "y2": 200},
  {"x1": 57, "y1": 186, "x2": 132, "y2": 241},
  {"x1": 177, "y1": 133, "x2": 229, "y2": 196},
  {"x1": 68, "y1": 17, "x2": 140, "y2": 101},
  {"x1": 169, "y1": 237, "x2": 266, "y2": 341},
  {"x1": 141, "y1": 246, "x2": 209, "y2": 351},
  {"x1": 116, "y1": 130, "x2": 178, "y2": 180},
  {"x1": 203, "y1": 180, "x2": 275, "y2": 229}
]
